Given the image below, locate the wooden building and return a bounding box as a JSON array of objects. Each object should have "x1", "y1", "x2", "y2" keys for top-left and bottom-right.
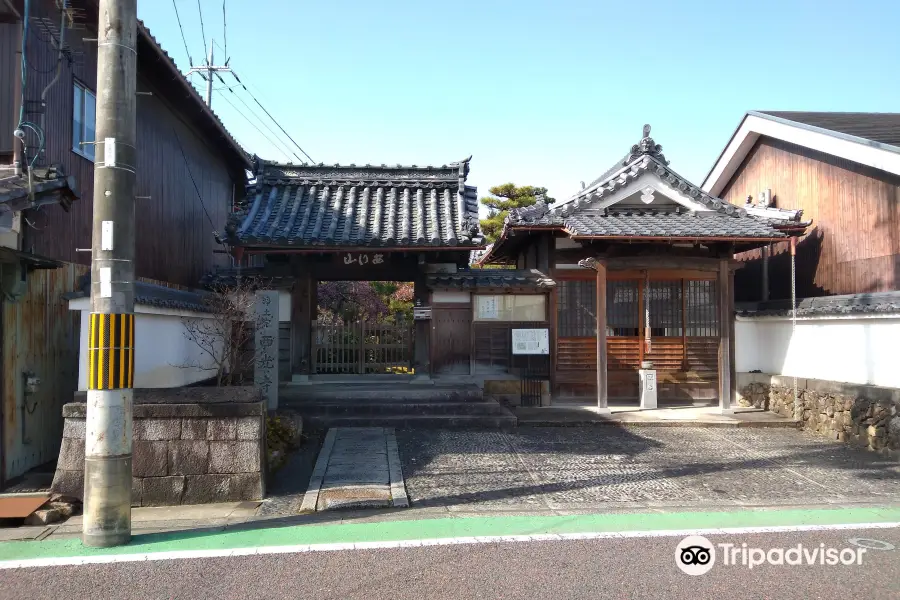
[
  {"x1": 478, "y1": 126, "x2": 808, "y2": 409},
  {"x1": 702, "y1": 111, "x2": 900, "y2": 301},
  {"x1": 0, "y1": 0, "x2": 248, "y2": 485}
]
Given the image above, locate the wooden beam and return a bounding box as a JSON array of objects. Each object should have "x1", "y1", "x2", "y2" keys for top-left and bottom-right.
[
  {"x1": 717, "y1": 258, "x2": 733, "y2": 412},
  {"x1": 596, "y1": 260, "x2": 609, "y2": 411},
  {"x1": 290, "y1": 267, "x2": 314, "y2": 377}
]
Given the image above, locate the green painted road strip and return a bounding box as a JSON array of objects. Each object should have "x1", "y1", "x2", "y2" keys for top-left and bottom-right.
[{"x1": 2, "y1": 506, "x2": 899, "y2": 568}]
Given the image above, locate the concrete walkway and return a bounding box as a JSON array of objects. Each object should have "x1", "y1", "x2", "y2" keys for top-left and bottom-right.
[
  {"x1": 515, "y1": 404, "x2": 797, "y2": 427},
  {"x1": 300, "y1": 427, "x2": 408, "y2": 511}
]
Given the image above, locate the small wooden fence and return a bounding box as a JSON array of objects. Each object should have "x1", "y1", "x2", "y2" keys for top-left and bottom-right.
[{"x1": 313, "y1": 321, "x2": 413, "y2": 374}]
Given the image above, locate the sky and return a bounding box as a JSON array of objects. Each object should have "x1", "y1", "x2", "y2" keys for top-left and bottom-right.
[{"x1": 139, "y1": 0, "x2": 900, "y2": 208}]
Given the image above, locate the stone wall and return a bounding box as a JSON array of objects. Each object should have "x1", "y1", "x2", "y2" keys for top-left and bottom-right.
[
  {"x1": 52, "y1": 387, "x2": 266, "y2": 506},
  {"x1": 737, "y1": 374, "x2": 900, "y2": 458}
]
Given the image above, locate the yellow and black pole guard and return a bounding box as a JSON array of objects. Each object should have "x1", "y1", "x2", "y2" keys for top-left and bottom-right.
[{"x1": 88, "y1": 313, "x2": 135, "y2": 390}]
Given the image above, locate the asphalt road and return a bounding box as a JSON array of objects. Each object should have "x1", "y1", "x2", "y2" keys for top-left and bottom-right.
[{"x1": 3, "y1": 527, "x2": 898, "y2": 599}]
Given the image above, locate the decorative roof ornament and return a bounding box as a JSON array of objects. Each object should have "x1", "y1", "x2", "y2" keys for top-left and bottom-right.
[{"x1": 624, "y1": 124, "x2": 669, "y2": 166}]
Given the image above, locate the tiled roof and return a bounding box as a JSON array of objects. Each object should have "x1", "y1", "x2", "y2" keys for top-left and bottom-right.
[
  {"x1": 566, "y1": 209, "x2": 785, "y2": 238},
  {"x1": 66, "y1": 275, "x2": 213, "y2": 313},
  {"x1": 200, "y1": 267, "x2": 294, "y2": 289},
  {"x1": 480, "y1": 126, "x2": 808, "y2": 264},
  {"x1": 755, "y1": 111, "x2": 900, "y2": 148},
  {"x1": 0, "y1": 165, "x2": 78, "y2": 213},
  {"x1": 736, "y1": 291, "x2": 900, "y2": 318},
  {"x1": 227, "y1": 158, "x2": 484, "y2": 249},
  {"x1": 428, "y1": 269, "x2": 556, "y2": 290}
]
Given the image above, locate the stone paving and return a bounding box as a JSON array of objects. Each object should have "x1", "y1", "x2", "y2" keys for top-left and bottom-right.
[
  {"x1": 396, "y1": 427, "x2": 900, "y2": 510},
  {"x1": 301, "y1": 427, "x2": 408, "y2": 511}
]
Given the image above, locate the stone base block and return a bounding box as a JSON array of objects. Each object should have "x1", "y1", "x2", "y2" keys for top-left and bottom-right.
[{"x1": 52, "y1": 393, "x2": 266, "y2": 507}]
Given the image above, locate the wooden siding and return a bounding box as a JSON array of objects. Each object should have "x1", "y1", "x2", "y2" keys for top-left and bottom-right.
[
  {"x1": 7, "y1": 0, "x2": 242, "y2": 287},
  {"x1": 721, "y1": 137, "x2": 900, "y2": 298},
  {"x1": 2, "y1": 263, "x2": 87, "y2": 482},
  {"x1": 0, "y1": 22, "x2": 18, "y2": 156}
]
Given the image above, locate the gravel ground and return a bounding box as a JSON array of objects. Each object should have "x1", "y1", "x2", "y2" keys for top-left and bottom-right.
[
  {"x1": 397, "y1": 427, "x2": 900, "y2": 509},
  {"x1": 257, "y1": 429, "x2": 325, "y2": 517}
]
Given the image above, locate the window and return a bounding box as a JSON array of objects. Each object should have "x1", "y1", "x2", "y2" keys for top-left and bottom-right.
[
  {"x1": 607, "y1": 280, "x2": 639, "y2": 336},
  {"x1": 473, "y1": 295, "x2": 546, "y2": 322},
  {"x1": 73, "y1": 82, "x2": 96, "y2": 160},
  {"x1": 685, "y1": 280, "x2": 718, "y2": 336},
  {"x1": 557, "y1": 280, "x2": 596, "y2": 336},
  {"x1": 647, "y1": 280, "x2": 683, "y2": 337}
]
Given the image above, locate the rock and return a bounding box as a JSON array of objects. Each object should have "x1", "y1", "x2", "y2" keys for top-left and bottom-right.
[
  {"x1": 207, "y1": 419, "x2": 237, "y2": 441},
  {"x1": 168, "y1": 440, "x2": 210, "y2": 475},
  {"x1": 48, "y1": 501, "x2": 77, "y2": 519},
  {"x1": 24, "y1": 508, "x2": 61, "y2": 526},
  {"x1": 208, "y1": 441, "x2": 260, "y2": 474},
  {"x1": 132, "y1": 440, "x2": 168, "y2": 477},
  {"x1": 141, "y1": 476, "x2": 186, "y2": 506},
  {"x1": 134, "y1": 418, "x2": 181, "y2": 441},
  {"x1": 181, "y1": 419, "x2": 209, "y2": 440}
]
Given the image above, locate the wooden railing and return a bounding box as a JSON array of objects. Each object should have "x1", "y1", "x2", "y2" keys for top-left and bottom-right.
[
  {"x1": 313, "y1": 321, "x2": 413, "y2": 374},
  {"x1": 557, "y1": 336, "x2": 719, "y2": 375}
]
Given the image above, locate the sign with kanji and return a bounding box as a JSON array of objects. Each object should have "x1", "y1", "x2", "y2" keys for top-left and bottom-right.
[
  {"x1": 337, "y1": 252, "x2": 388, "y2": 267},
  {"x1": 254, "y1": 290, "x2": 279, "y2": 410},
  {"x1": 511, "y1": 328, "x2": 550, "y2": 355}
]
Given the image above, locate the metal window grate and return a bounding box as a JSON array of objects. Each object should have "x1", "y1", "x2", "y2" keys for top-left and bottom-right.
[
  {"x1": 647, "y1": 280, "x2": 683, "y2": 337},
  {"x1": 607, "y1": 280, "x2": 639, "y2": 336},
  {"x1": 558, "y1": 280, "x2": 596, "y2": 337},
  {"x1": 686, "y1": 280, "x2": 719, "y2": 336}
]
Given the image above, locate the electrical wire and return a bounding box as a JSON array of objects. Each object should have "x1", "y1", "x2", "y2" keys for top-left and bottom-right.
[
  {"x1": 172, "y1": 127, "x2": 222, "y2": 240},
  {"x1": 213, "y1": 78, "x2": 294, "y2": 162},
  {"x1": 172, "y1": 0, "x2": 194, "y2": 67},
  {"x1": 215, "y1": 72, "x2": 297, "y2": 162},
  {"x1": 197, "y1": 0, "x2": 208, "y2": 63},
  {"x1": 230, "y1": 71, "x2": 315, "y2": 163}
]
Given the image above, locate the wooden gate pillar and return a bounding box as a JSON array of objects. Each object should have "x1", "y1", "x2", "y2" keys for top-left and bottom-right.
[
  {"x1": 291, "y1": 266, "x2": 314, "y2": 383},
  {"x1": 717, "y1": 258, "x2": 735, "y2": 413},
  {"x1": 578, "y1": 257, "x2": 609, "y2": 413},
  {"x1": 412, "y1": 269, "x2": 431, "y2": 381}
]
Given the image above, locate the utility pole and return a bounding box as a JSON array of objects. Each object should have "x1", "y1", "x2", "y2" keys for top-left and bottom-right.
[
  {"x1": 186, "y1": 39, "x2": 230, "y2": 107},
  {"x1": 83, "y1": 0, "x2": 137, "y2": 548}
]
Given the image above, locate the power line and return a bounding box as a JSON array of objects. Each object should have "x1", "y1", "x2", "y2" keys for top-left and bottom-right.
[
  {"x1": 172, "y1": 127, "x2": 220, "y2": 237},
  {"x1": 213, "y1": 74, "x2": 294, "y2": 162},
  {"x1": 171, "y1": 0, "x2": 194, "y2": 67},
  {"x1": 217, "y1": 72, "x2": 301, "y2": 162},
  {"x1": 196, "y1": 0, "x2": 208, "y2": 63},
  {"x1": 230, "y1": 70, "x2": 315, "y2": 163}
]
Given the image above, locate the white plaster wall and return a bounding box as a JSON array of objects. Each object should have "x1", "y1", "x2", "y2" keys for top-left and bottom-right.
[
  {"x1": 73, "y1": 303, "x2": 225, "y2": 391},
  {"x1": 278, "y1": 290, "x2": 290, "y2": 322},
  {"x1": 433, "y1": 291, "x2": 471, "y2": 304},
  {"x1": 736, "y1": 315, "x2": 900, "y2": 388}
]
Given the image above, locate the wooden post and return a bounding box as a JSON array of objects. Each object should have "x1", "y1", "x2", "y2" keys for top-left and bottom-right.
[
  {"x1": 290, "y1": 268, "x2": 314, "y2": 383},
  {"x1": 718, "y1": 258, "x2": 733, "y2": 413},
  {"x1": 412, "y1": 267, "x2": 431, "y2": 382},
  {"x1": 596, "y1": 260, "x2": 609, "y2": 412}
]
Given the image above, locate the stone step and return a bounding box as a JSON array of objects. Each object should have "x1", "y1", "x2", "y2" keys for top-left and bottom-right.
[
  {"x1": 283, "y1": 402, "x2": 510, "y2": 416},
  {"x1": 305, "y1": 414, "x2": 517, "y2": 430},
  {"x1": 281, "y1": 385, "x2": 483, "y2": 404}
]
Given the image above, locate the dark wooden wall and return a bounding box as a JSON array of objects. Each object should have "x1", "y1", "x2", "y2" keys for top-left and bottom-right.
[
  {"x1": 0, "y1": 20, "x2": 17, "y2": 158},
  {"x1": 5, "y1": 0, "x2": 243, "y2": 287},
  {"x1": 721, "y1": 137, "x2": 900, "y2": 299}
]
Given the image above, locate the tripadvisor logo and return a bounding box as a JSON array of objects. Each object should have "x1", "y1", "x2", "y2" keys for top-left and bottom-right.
[
  {"x1": 676, "y1": 536, "x2": 867, "y2": 575},
  {"x1": 676, "y1": 535, "x2": 716, "y2": 575}
]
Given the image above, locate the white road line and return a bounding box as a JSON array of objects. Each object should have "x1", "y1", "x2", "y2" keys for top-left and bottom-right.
[{"x1": 2, "y1": 521, "x2": 897, "y2": 570}]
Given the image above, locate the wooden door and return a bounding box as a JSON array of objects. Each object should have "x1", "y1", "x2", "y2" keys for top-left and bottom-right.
[{"x1": 432, "y1": 306, "x2": 472, "y2": 375}]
